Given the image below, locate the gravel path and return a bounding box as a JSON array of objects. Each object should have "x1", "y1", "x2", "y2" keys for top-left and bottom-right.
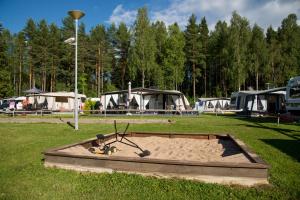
[{"x1": 0, "y1": 117, "x2": 172, "y2": 124}]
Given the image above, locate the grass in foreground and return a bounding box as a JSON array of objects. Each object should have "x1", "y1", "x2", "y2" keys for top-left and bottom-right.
[{"x1": 0, "y1": 115, "x2": 299, "y2": 200}]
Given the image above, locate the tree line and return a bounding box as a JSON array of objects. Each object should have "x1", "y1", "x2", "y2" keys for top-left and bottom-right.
[{"x1": 0, "y1": 7, "x2": 300, "y2": 102}]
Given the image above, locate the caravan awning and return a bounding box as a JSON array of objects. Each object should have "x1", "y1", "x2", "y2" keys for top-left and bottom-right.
[{"x1": 103, "y1": 87, "x2": 182, "y2": 95}]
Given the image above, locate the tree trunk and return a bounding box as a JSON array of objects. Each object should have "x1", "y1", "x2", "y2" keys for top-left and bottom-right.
[
  {"x1": 256, "y1": 71, "x2": 259, "y2": 91},
  {"x1": 29, "y1": 58, "x2": 32, "y2": 89},
  {"x1": 19, "y1": 58, "x2": 22, "y2": 96},
  {"x1": 193, "y1": 62, "x2": 196, "y2": 102},
  {"x1": 53, "y1": 63, "x2": 56, "y2": 92},
  {"x1": 142, "y1": 69, "x2": 145, "y2": 88},
  {"x1": 95, "y1": 63, "x2": 98, "y2": 96},
  {"x1": 204, "y1": 66, "x2": 206, "y2": 97},
  {"x1": 50, "y1": 58, "x2": 53, "y2": 92},
  {"x1": 97, "y1": 47, "x2": 101, "y2": 97},
  {"x1": 44, "y1": 68, "x2": 47, "y2": 92},
  {"x1": 175, "y1": 67, "x2": 177, "y2": 91},
  {"x1": 101, "y1": 58, "x2": 104, "y2": 94},
  {"x1": 32, "y1": 72, "x2": 35, "y2": 88},
  {"x1": 272, "y1": 60, "x2": 275, "y2": 84},
  {"x1": 121, "y1": 60, "x2": 126, "y2": 90},
  {"x1": 13, "y1": 63, "x2": 16, "y2": 96}
]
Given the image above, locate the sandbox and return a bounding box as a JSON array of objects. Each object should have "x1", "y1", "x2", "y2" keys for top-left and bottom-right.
[{"x1": 43, "y1": 132, "x2": 269, "y2": 186}]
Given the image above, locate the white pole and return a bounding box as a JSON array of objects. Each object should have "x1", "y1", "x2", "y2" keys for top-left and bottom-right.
[{"x1": 74, "y1": 19, "x2": 79, "y2": 130}]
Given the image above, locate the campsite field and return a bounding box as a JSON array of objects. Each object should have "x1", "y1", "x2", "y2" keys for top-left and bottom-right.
[{"x1": 0, "y1": 115, "x2": 299, "y2": 200}]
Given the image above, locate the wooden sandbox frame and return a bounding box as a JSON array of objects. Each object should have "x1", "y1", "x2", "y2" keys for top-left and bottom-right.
[{"x1": 43, "y1": 132, "x2": 269, "y2": 186}]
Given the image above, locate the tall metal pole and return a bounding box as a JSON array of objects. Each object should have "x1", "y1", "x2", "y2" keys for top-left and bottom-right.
[
  {"x1": 68, "y1": 10, "x2": 85, "y2": 130},
  {"x1": 74, "y1": 18, "x2": 79, "y2": 130}
]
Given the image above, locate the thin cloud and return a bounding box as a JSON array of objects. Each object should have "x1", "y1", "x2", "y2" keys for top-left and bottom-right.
[
  {"x1": 108, "y1": 0, "x2": 300, "y2": 30},
  {"x1": 107, "y1": 4, "x2": 137, "y2": 26}
]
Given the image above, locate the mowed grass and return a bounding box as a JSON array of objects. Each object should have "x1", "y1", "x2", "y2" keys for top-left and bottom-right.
[{"x1": 0, "y1": 115, "x2": 299, "y2": 200}]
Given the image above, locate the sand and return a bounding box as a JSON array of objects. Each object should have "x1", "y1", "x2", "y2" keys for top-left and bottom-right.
[{"x1": 59, "y1": 136, "x2": 251, "y2": 163}]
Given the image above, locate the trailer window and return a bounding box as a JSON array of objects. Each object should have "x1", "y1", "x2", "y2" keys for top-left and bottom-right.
[
  {"x1": 230, "y1": 97, "x2": 236, "y2": 105},
  {"x1": 290, "y1": 86, "x2": 300, "y2": 99},
  {"x1": 56, "y1": 97, "x2": 68, "y2": 103}
]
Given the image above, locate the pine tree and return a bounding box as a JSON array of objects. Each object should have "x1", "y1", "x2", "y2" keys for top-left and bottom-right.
[
  {"x1": 185, "y1": 14, "x2": 200, "y2": 101},
  {"x1": 116, "y1": 22, "x2": 130, "y2": 89},
  {"x1": 90, "y1": 25, "x2": 108, "y2": 96},
  {"x1": 34, "y1": 20, "x2": 50, "y2": 91},
  {"x1": 61, "y1": 16, "x2": 75, "y2": 91},
  {"x1": 48, "y1": 23, "x2": 61, "y2": 92},
  {"x1": 0, "y1": 24, "x2": 13, "y2": 97},
  {"x1": 78, "y1": 23, "x2": 89, "y2": 94},
  {"x1": 24, "y1": 18, "x2": 37, "y2": 88},
  {"x1": 107, "y1": 23, "x2": 119, "y2": 91},
  {"x1": 199, "y1": 17, "x2": 209, "y2": 97},
  {"x1": 14, "y1": 32, "x2": 26, "y2": 95}
]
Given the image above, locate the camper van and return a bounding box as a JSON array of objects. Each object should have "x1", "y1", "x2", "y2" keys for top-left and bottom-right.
[{"x1": 286, "y1": 76, "x2": 300, "y2": 115}]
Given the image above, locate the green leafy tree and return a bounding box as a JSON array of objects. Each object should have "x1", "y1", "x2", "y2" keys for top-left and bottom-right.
[
  {"x1": 152, "y1": 21, "x2": 167, "y2": 88},
  {"x1": 129, "y1": 7, "x2": 157, "y2": 88},
  {"x1": 278, "y1": 14, "x2": 300, "y2": 84},
  {"x1": 208, "y1": 21, "x2": 230, "y2": 96},
  {"x1": 163, "y1": 23, "x2": 185, "y2": 90},
  {"x1": 266, "y1": 26, "x2": 281, "y2": 85},
  {"x1": 228, "y1": 11, "x2": 251, "y2": 91},
  {"x1": 248, "y1": 24, "x2": 267, "y2": 90}
]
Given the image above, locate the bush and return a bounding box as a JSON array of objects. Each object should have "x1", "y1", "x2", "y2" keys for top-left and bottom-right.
[{"x1": 83, "y1": 99, "x2": 96, "y2": 114}]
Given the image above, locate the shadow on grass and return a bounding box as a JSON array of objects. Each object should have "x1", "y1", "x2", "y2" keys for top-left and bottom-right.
[
  {"x1": 58, "y1": 117, "x2": 75, "y2": 129},
  {"x1": 244, "y1": 124, "x2": 300, "y2": 140},
  {"x1": 224, "y1": 115, "x2": 300, "y2": 140},
  {"x1": 261, "y1": 139, "x2": 300, "y2": 162}
]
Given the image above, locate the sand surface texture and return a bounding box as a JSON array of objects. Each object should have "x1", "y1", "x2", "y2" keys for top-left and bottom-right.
[{"x1": 59, "y1": 136, "x2": 252, "y2": 163}]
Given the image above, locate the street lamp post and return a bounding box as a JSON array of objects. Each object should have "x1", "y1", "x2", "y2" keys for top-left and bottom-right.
[{"x1": 68, "y1": 10, "x2": 85, "y2": 130}]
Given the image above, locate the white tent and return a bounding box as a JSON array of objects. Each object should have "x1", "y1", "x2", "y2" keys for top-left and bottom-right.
[
  {"x1": 100, "y1": 88, "x2": 190, "y2": 111},
  {"x1": 27, "y1": 92, "x2": 86, "y2": 111}
]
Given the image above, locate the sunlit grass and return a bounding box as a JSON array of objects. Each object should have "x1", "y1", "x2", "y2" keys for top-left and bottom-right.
[{"x1": 0, "y1": 115, "x2": 299, "y2": 199}]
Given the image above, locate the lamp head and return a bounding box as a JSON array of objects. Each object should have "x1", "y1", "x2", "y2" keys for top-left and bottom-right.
[{"x1": 68, "y1": 10, "x2": 85, "y2": 20}]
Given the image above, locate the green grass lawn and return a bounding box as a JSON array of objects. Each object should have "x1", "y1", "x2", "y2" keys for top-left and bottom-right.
[{"x1": 0, "y1": 115, "x2": 299, "y2": 200}]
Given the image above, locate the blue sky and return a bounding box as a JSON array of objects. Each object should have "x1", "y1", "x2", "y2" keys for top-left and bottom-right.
[{"x1": 1, "y1": 0, "x2": 300, "y2": 33}]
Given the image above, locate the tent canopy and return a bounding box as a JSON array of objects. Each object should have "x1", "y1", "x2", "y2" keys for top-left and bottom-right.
[{"x1": 23, "y1": 87, "x2": 43, "y2": 94}]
